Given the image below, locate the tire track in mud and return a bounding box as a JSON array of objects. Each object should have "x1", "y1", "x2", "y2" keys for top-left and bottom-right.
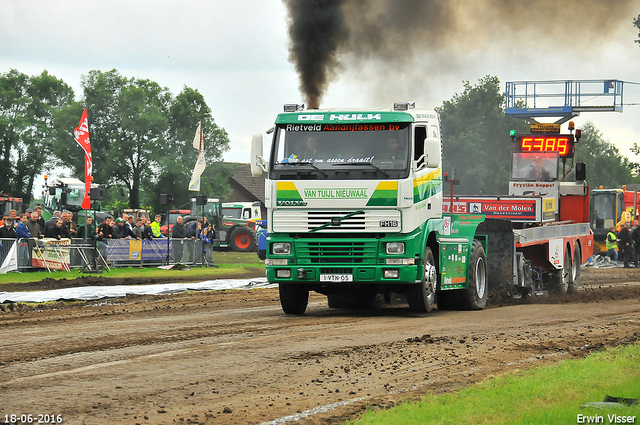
[{"x1": 0, "y1": 268, "x2": 639, "y2": 424}]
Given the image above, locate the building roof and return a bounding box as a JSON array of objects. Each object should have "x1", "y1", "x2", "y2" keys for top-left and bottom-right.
[{"x1": 229, "y1": 163, "x2": 265, "y2": 203}]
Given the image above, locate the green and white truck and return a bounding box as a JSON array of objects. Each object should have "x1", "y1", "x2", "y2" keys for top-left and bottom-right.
[{"x1": 250, "y1": 103, "x2": 592, "y2": 314}]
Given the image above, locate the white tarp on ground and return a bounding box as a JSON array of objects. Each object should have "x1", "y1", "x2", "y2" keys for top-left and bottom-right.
[{"x1": 0, "y1": 277, "x2": 275, "y2": 304}]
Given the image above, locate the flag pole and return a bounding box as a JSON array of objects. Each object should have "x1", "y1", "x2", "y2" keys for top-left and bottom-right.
[{"x1": 197, "y1": 120, "x2": 203, "y2": 264}]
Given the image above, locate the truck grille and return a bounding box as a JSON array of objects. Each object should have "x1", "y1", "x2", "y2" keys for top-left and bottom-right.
[
  {"x1": 272, "y1": 210, "x2": 401, "y2": 233},
  {"x1": 296, "y1": 241, "x2": 378, "y2": 264}
]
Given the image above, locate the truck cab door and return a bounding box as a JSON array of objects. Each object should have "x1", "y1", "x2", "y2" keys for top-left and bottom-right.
[{"x1": 413, "y1": 125, "x2": 441, "y2": 171}]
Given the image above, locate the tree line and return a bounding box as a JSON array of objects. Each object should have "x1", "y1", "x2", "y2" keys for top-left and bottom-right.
[
  {"x1": 2, "y1": 69, "x2": 638, "y2": 212},
  {"x1": 0, "y1": 68, "x2": 231, "y2": 212}
]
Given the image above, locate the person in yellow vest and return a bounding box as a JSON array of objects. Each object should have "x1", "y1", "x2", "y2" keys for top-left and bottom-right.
[
  {"x1": 606, "y1": 226, "x2": 618, "y2": 261},
  {"x1": 150, "y1": 214, "x2": 163, "y2": 238}
]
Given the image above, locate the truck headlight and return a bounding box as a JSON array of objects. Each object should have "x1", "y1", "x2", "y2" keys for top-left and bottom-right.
[
  {"x1": 276, "y1": 269, "x2": 291, "y2": 278},
  {"x1": 386, "y1": 242, "x2": 405, "y2": 254},
  {"x1": 272, "y1": 242, "x2": 291, "y2": 255},
  {"x1": 384, "y1": 269, "x2": 400, "y2": 279}
]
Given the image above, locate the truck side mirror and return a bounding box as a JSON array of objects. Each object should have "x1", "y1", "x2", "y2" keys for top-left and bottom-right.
[
  {"x1": 423, "y1": 138, "x2": 441, "y2": 168},
  {"x1": 251, "y1": 134, "x2": 267, "y2": 176},
  {"x1": 49, "y1": 187, "x2": 56, "y2": 196}
]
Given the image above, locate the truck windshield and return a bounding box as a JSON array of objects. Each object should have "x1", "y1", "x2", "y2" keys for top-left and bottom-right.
[
  {"x1": 591, "y1": 191, "x2": 619, "y2": 232},
  {"x1": 44, "y1": 185, "x2": 85, "y2": 211},
  {"x1": 270, "y1": 123, "x2": 410, "y2": 179},
  {"x1": 511, "y1": 152, "x2": 558, "y2": 181},
  {"x1": 191, "y1": 201, "x2": 221, "y2": 218},
  {"x1": 222, "y1": 207, "x2": 242, "y2": 219}
]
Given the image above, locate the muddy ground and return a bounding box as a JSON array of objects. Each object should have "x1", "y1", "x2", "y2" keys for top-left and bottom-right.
[{"x1": 1, "y1": 266, "x2": 639, "y2": 425}]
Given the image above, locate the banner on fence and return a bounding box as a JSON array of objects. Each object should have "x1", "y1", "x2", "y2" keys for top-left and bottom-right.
[
  {"x1": 129, "y1": 240, "x2": 142, "y2": 260},
  {"x1": 32, "y1": 238, "x2": 71, "y2": 271},
  {"x1": 106, "y1": 239, "x2": 169, "y2": 261},
  {"x1": 0, "y1": 240, "x2": 17, "y2": 274},
  {"x1": 141, "y1": 239, "x2": 167, "y2": 261},
  {"x1": 107, "y1": 239, "x2": 131, "y2": 261}
]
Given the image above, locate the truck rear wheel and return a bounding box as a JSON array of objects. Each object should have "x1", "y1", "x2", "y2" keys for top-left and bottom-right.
[
  {"x1": 279, "y1": 284, "x2": 309, "y2": 315},
  {"x1": 229, "y1": 227, "x2": 257, "y2": 252},
  {"x1": 458, "y1": 240, "x2": 487, "y2": 310},
  {"x1": 550, "y1": 246, "x2": 572, "y2": 294},
  {"x1": 408, "y1": 246, "x2": 437, "y2": 313},
  {"x1": 569, "y1": 244, "x2": 581, "y2": 294}
]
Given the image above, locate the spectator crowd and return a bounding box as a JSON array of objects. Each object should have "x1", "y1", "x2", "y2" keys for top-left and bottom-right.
[
  {"x1": 605, "y1": 219, "x2": 640, "y2": 268},
  {"x1": 0, "y1": 208, "x2": 216, "y2": 269}
]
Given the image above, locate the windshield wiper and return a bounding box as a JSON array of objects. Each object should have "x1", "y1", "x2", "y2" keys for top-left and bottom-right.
[
  {"x1": 332, "y1": 162, "x2": 389, "y2": 177},
  {"x1": 280, "y1": 161, "x2": 328, "y2": 177}
]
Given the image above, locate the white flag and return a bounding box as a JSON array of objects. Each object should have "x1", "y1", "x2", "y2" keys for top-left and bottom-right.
[
  {"x1": 192, "y1": 121, "x2": 202, "y2": 150},
  {"x1": 0, "y1": 240, "x2": 18, "y2": 274},
  {"x1": 188, "y1": 150, "x2": 206, "y2": 191}
]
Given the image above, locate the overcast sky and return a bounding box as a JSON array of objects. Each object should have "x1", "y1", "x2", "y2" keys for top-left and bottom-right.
[{"x1": 2, "y1": 0, "x2": 640, "y2": 188}]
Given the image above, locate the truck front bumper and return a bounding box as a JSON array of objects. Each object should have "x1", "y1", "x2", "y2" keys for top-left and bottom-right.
[{"x1": 266, "y1": 263, "x2": 421, "y2": 284}]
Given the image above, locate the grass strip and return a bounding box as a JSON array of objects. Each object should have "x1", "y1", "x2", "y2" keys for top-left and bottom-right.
[
  {"x1": 349, "y1": 343, "x2": 640, "y2": 425},
  {"x1": 0, "y1": 251, "x2": 265, "y2": 285}
]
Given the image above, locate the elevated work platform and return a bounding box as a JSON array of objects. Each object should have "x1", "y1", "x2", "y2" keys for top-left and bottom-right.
[{"x1": 505, "y1": 80, "x2": 624, "y2": 123}]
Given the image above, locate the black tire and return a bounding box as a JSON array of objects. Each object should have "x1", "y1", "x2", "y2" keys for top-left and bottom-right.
[
  {"x1": 550, "y1": 246, "x2": 572, "y2": 294},
  {"x1": 279, "y1": 284, "x2": 309, "y2": 315},
  {"x1": 408, "y1": 246, "x2": 437, "y2": 313},
  {"x1": 568, "y1": 244, "x2": 580, "y2": 294},
  {"x1": 229, "y1": 227, "x2": 257, "y2": 252},
  {"x1": 458, "y1": 240, "x2": 487, "y2": 310}
]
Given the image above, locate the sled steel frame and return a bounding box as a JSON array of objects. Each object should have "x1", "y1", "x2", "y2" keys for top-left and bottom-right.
[{"x1": 505, "y1": 79, "x2": 624, "y2": 124}]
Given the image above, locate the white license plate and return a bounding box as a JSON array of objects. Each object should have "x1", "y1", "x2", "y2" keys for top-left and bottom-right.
[{"x1": 320, "y1": 274, "x2": 353, "y2": 282}]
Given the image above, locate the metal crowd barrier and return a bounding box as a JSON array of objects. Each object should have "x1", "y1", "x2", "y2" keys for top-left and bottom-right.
[{"x1": 0, "y1": 237, "x2": 213, "y2": 273}]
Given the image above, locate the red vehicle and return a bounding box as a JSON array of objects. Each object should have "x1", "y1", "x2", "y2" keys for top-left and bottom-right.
[
  {"x1": 160, "y1": 209, "x2": 192, "y2": 236},
  {"x1": 443, "y1": 126, "x2": 593, "y2": 296},
  {"x1": 0, "y1": 194, "x2": 23, "y2": 225}
]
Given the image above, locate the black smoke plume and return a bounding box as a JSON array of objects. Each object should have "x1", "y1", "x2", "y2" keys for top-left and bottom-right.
[
  {"x1": 284, "y1": 0, "x2": 348, "y2": 109},
  {"x1": 284, "y1": 0, "x2": 638, "y2": 108}
]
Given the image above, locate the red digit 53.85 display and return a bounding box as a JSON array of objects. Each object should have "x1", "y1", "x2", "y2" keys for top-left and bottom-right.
[{"x1": 518, "y1": 135, "x2": 575, "y2": 158}]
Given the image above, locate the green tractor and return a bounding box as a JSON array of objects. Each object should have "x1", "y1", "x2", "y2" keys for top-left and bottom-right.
[
  {"x1": 187, "y1": 198, "x2": 258, "y2": 252},
  {"x1": 41, "y1": 177, "x2": 112, "y2": 225}
]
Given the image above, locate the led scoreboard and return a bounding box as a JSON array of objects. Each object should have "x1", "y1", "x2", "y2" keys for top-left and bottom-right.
[{"x1": 517, "y1": 134, "x2": 575, "y2": 158}]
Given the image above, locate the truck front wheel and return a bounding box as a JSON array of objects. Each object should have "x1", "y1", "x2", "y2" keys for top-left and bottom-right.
[
  {"x1": 408, "y1": 246, "x2": 437, "y2": 313},
  {"x1": 279, "y1": 284, "x2": 309, "y2": 315},
  {"x1": 459, "y1": 240, "x2": 487, "y2": 310}
]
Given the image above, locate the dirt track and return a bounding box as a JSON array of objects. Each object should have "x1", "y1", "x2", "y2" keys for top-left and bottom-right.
[{"x1": 1, "y1": 267, "x2": 640, "y2": 425}]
